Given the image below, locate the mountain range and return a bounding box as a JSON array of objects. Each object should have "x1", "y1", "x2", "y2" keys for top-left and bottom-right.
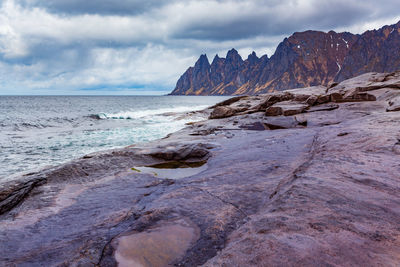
[{"x1": 170, "y1": 21, "x2": 400, "y2": 95}]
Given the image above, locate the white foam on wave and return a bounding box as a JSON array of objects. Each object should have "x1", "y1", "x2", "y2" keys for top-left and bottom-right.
[{"x1": 97, "y1": 105, "x2": 210, "y2": 120}]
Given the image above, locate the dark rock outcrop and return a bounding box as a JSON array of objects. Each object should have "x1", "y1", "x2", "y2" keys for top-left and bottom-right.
[{"x1": 171, "y1": 21, "x2": 400, "y2": 96}]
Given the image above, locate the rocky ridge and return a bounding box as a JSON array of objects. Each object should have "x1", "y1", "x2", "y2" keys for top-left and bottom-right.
[
  {"x1": 171, "y1": 21, "x2": 400, "y2": 95},
  {"x1": 1, "y1": 72, "x2": 400, "y2": 266}
]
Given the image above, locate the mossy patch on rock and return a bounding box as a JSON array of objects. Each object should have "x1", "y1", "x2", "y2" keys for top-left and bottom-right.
[{"x1": 131, "y1": 167, "x2": 141, "y2": 172}]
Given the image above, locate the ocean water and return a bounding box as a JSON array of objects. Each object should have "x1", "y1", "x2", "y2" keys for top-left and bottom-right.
[{"x1": 0, "y1": 95, "x2": 227, "y2": 181}]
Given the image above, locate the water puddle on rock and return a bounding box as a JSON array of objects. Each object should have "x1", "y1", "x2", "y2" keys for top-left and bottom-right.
[
  {"x1": 132, "y1": 160, "x2": 207, "y2": 179},
  {"x1": 114, "y1": 218, "x2": 200, "y2": 267}
]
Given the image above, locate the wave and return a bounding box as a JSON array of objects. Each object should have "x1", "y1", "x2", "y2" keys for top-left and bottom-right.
[
  {"x1": 5, "y1": 117, "x2": 78, "y2": 131},
  {"x1": 91, "y1": 105, "x2": 210, "y2": 120},
  {"x1": 11, "y1": 122, "x2": 56, "y2": 131}
]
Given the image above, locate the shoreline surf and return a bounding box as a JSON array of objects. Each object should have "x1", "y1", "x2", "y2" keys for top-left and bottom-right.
[{"x1": 0, "y1": 95, "x2": 228, "y2": 181}]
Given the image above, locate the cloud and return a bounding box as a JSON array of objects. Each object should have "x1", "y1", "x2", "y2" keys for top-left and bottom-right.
[
  {"x1": 18, "y1": 0, "x2": 174, "y2": 15},
  {"x1": 0, "y1": 44, "x2": 195, "y2": 94},
  {"x1": 0, "y1": 0, "x2": 399, "y2": 94}
]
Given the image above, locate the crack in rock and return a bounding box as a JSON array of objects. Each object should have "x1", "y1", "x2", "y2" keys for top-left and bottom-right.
[
  {"x1": 190, "y1": 186, "x2": 249, "y2": 217},
  {"x1": 269, "y1": 133, "x2": 320, "y2": 200}
]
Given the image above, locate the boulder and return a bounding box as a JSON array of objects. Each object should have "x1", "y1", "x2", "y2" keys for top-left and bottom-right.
[
  {"x1": 266, "y1": 101, "x2": 309, "y2": 116},
  {"x1": 209, "y1": 106, "x2": 238, "y2": 119}
]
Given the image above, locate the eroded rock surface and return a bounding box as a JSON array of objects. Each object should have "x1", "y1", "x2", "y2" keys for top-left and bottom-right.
[{"x1": 1, "y1": 72, "x2": 400, "y2": 266}]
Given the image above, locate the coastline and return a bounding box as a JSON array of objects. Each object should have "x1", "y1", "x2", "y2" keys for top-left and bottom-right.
[
  {"x1": 0, "y1": 95, "x2": 227, "y2": 182},
  {"x1": 1, "y1": 72, "x2": 400, "y2": 266}
]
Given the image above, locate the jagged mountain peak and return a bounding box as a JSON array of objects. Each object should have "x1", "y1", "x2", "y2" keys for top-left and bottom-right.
[
  {"x1": 196, "y1": 54, "x2": 210, "y2": 65},
  {"x1": 211, "y1": 54, "x2": 223, "y2": 65},
  {"x1": 171, "y1": 21, "x2": 400, "y2": 95},
  {"x1": 226, "y1": 48, "x2": 239, "y2": 56},
  {"x1": 247, "y1": 51, "x2": 259, "y2": 65},
  {"x1": 226, "y1": 48, "x2": 243, "y2": 62},
  {"x1": 247, "y1": 51, "x2": 258, "y2": 60}
]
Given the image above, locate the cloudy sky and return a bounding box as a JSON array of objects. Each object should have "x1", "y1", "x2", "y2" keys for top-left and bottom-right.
[{"x1": 0, "y1": 0, "x2": 399, "y2": 95}]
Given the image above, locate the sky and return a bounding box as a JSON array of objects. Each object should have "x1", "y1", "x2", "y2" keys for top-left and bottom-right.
[{"x1": 0, "y1": 0, "x2": 399, "y2": 95}]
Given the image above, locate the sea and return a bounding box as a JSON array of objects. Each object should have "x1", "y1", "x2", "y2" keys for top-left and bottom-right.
[{"x1": 0, "y1": 95, "x2": 227, "y2": 182}]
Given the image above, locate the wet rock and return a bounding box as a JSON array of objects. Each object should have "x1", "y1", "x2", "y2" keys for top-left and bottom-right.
[{"x1": 113, "y1": 218, "x2": 200, "y2": 267}]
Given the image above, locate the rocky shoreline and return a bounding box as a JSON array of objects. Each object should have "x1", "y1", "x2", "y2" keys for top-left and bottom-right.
[{"x1": 1, "y1": 72, "x2": 400, "y2": 266}]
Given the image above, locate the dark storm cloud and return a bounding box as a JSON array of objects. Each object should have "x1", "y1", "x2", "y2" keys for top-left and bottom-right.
[
  {"x1": 173, "y1": 0, "x2": 399, "y2": 41},
  {"x1": 19, "y1": 0, "x2": 173, "y2": 15}
]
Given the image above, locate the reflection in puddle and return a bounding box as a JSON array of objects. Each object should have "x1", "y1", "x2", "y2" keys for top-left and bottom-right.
[
  {"x1": 132, "y1": 160, "x2": 207, "y2": 179},
  {"x1": 114, "y1": 218, "x2": 200, "y2": 267}
]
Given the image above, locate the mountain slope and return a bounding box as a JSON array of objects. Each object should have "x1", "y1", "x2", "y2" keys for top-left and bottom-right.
[
  {"x1": 170, "y1": 21, "x2": 400, "y2": 95},
  {"x1": 336, "y1": 21, "x2": 400, "y2": 82}
]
